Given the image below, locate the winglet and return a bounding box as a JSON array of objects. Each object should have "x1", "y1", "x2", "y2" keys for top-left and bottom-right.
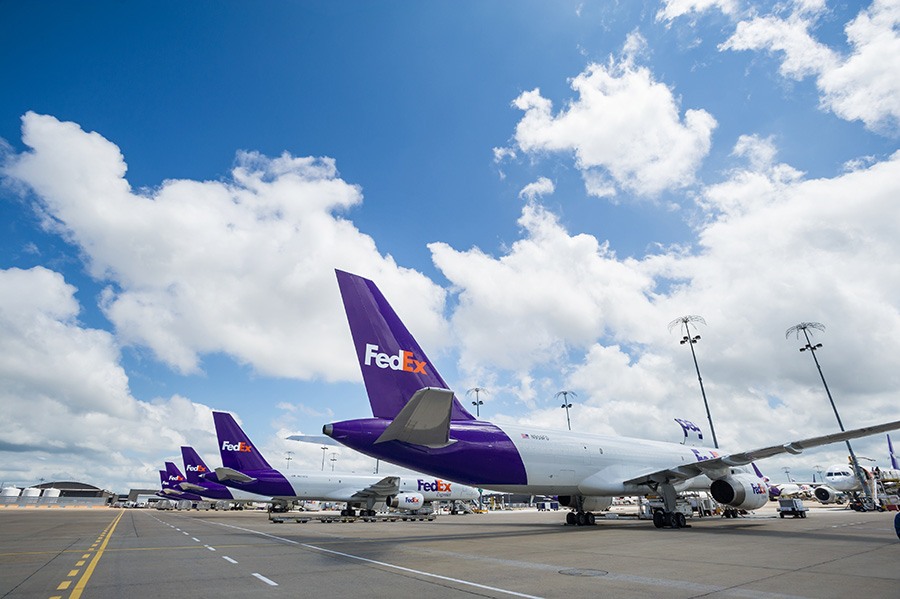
[
  {"x1": 335, "y1": 269, "x2": 474, "y2": 421},
  {"x1": 375, "y1": 387, "x2": 457, "y2": 448}
]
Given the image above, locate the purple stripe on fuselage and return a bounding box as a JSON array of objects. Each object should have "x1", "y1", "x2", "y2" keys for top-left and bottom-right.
[{"x1": 327, "y1": 418, "x2": 527, "y2": 486}]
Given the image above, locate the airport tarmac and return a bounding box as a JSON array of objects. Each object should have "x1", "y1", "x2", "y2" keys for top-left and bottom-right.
[{"x1": 1, "y1": 502, "x2": 898, "y2": 599}]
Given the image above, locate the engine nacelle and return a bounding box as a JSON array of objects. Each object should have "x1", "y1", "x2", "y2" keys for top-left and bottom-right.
[
  {"x1": 556, "y1": 495, "x2": 613, "y2": 512},
  {"x1": 387, "y1": 492, "x2": 425, "y2": 510},
  {"x1": 814, "y1": 485, "x2": 839, "y2": 504},
  {"x1": 710, "y1": 474, "x2": 769, "y2": 510}
]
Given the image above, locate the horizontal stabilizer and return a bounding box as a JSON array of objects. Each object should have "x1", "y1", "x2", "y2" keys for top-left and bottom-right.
[
  {"x1": 350, "y1": 476, "x2": 401, "y2": 499},
  {"x1": 178, "y1": 482, "x2": 208, "y2": 493},
  {"x1": 286, "y1": 434, "x2": 340, "y2": 446},
  {"x1": 214, "y1": 466, "x2": 257, "y2": 484},
  {"x1": 376, "y1": 387, "x2": 456, "y2": 448}
]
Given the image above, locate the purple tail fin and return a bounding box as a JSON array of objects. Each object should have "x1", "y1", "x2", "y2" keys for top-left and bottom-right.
[
  {"x1": 181, "y1": 446, "x2": 212, "y2": 483},
  {"x1": 158, "y1": 470, "x2": 169, "y2": 489},
  {"x1": 890, "y1": 434, "x2": 899, "y2": 470},
  {"x1": 213, "y1": 411, "x2": 274, "y2": 471},
  {"x1": 165, "y1": 461, "x2": 186, "y2": 485},
  {"x1": 335, "y1": 269, "x2": 474, "y2": 421}
]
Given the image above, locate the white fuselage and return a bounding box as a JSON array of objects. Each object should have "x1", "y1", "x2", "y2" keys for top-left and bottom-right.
[
  {"x1": 282, "y1": 471, "x2": 479, "y2": 503},
  {"x1": 492, "y1": 423, "x2": 729, "y2": 496}
]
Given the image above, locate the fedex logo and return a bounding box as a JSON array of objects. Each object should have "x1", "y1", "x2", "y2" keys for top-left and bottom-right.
[
  {"x1": 404, "y1": 495, "x2": 422, "y2": 505},
  {"x1": 691, "y1": 449, "x2": 720, "y2": 462},
  {"x1": 186, "y1": 464, "x2": 207, "y2": 473},
  {"x1": 167, "y1": 474, "x2": 183, "y2": 481},
  {"x1": 751, "y1": 483, "x2": 766, "y2": 495},
  {"x1": 418, "y1": 479, "x2": 451, "y2": 492},
  {"x1": 364, "y1": 344, "x2": 426, "y2": 374},
  {"x1": 221, "y1": 440, "x2": 252, "y2": 452}
]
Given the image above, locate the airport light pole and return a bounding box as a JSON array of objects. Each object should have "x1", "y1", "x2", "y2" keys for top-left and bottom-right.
[
  {"x1": 320, "y1": 445, "x2": 328, "y2": 471},
  {"x1": 555, "y1": 391, "x2": 576, "y2": 431},
  {"x1": 330, "y1": 453, "x2": 337, "y2": 472},
  {"x1": 467, "y1": 387, "x2": 488, "y2": 418},
  {"x1": 285, "y1": 451, "x2": 293, "y2": 470},
  {"x1": 786, "y1": 322, "x2": 872, "y2": 505},
  {"x1": 669, "y1": 315, "x2": 718, "y2": 449}
]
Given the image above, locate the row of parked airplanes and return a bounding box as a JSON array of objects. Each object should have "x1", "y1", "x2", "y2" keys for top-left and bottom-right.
[
  {"x1": 157, "y1": 411, "x2": 481, "y2": 515},
  {"x1": 158, "y1": 270, "x2": 900, "y2": 529}
]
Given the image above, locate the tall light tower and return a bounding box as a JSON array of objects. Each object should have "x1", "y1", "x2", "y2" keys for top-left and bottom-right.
[
  {"x1": 467, "y1": 387, "x2": 488, "y2": 418},
  {"x1": 284, "y1": 451, "x2": 294, "y2": 470},
  {"x1": 320, "y1": 445, "x2": 328, "y2": 471},
  {"x1": 555, "y1": 390, "x2": 576, "y2": 431},
  {"x1": 669, "y1": 315, "x2": 718, "y2": 448},
  {"x1": 786, "y1": 322, "x2": 871, "y2": 506}
]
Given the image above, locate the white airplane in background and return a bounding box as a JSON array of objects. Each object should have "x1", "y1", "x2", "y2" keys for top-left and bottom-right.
[
  {"x1": 324, "y1": 270, "x2": 900, "y2": 529},
  {"x1": 812, "y1": 435, "x2": 900, "y2": 505}
]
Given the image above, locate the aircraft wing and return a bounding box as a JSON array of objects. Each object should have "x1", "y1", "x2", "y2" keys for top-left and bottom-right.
[
  {"x1": 348, "y1": 476, "x2": 401, "y2": 500},
  {"x1": 624, "y1": 418, "x2": 900, "y2": 486}
]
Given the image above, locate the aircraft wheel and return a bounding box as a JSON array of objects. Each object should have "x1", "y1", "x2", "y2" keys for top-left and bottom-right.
[
  {"x1": 566, "y1": 511, "x2": 576, "y2": 525},
  {"x1": 652, "y1": 510, "x2": 665, "y2": 528},
  {"x1": 779, "y1": 512, "x2": 785, "y2": 518},
  {"x1": 340, "y1": 509, "x2": 347, "y2": 517},
  {"x1": 575, "y1": 512, "x2": 587, "y2": 526},
  {"x1": 674, "y1": 512, "x2": 686, "y2": 528},
  {"x1": 586, "y1": 512, "x2": 596, "y2": 525}
]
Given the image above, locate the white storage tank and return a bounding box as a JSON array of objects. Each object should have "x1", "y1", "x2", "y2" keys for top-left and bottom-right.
[
  {"x1": 42, "y1": 488, "x2": 61, "y2": 498},
  {"x1": 21, "y1": 487, "x2": 41, "y2": 497},
  {"x1": 1, "y1": 487, "x2": 21, "y2": 498}
]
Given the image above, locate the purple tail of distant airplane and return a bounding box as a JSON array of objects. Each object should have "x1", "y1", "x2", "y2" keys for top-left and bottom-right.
[
  {"x1": 890, "y1": 434, "x2": 899, "y2": 470},
  {"x1": 159, "y1": 465, "x2": 204, "y2": 501},
  {"x1": 181, "y1": 446, "x2": 214, "y2": 483},
  {"x1": 213, "y1": 411, "x2": 274, "y2": 472},
  {"x1": 165, "y1": 461, "x2": 187, "y2": 485},
  {"x1": 181, "y1": 446, "x2": 237, "y2": 501},
  {"x1": 336, "y1": 269, "x2": 474, "y2": 421}
]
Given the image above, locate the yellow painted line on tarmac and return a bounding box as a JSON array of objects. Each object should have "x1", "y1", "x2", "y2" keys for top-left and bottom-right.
[
  {"x1": 68, "y1": 509, "x2": 124, "y2": 599},
  {"x1": 67, "y1": 570, "x2": 79, "y2": 577}
]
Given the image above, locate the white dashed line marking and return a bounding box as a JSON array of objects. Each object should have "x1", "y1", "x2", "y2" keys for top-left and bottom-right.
[{"x1": 252, "y1": 573, "x2": 278, "y2": 586}]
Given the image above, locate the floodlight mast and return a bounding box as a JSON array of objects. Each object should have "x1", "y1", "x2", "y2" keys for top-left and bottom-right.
[
  {"x1": 466, "y1": 387, "x2": 487, "y2": 418},
  {"x1": 555, "y1": 390, "x2": 576, "y2": 431},
  {"x1": 786, "y1": 322, "x2": 872, "y2": 506},
  {"x1": 669, "y1": 315, "x2": 718, "y2": 449}
]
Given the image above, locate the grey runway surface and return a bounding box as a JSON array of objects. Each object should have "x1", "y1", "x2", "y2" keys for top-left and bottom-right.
[{"x1": 1, "y1": 503, "x2": 898, "y2": 598}]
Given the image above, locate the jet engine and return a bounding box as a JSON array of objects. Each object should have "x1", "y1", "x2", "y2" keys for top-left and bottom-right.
[
  {"x1": 387, "y1": 492, "x2": 425, "y2": 510},
  {"x1": 557, "y1": 495, "x2": 613, "y2": 512},
  {"x1": 813, "y1": 486, "x2": 839, "y2": 504},
  {"x1": 710, "y1": 475, "x2": 769, "y2": 510}
]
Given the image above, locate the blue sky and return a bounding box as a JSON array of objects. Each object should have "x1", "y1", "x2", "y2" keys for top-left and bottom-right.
[{"x1": 2, "y1": 1, "x2": 899, "y2": 492}]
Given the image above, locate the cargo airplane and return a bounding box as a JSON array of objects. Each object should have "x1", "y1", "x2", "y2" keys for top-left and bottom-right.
[
  {"x1": 202, "y1": 411, "x2": 479, "y2": 515},
  {"x1": 176, "y1": 446, "x2": 276, "y2": 505},
  {"x1": 323, "y1": 270, "x2": 900, "y2": 528}
]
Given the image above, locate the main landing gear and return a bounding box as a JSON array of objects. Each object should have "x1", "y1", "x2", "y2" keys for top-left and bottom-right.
[
  {"x1": 652, "y1": 508, "x2": 687, "y2": 529},
  {"x1": 565, "y1": 511, "x2": 596, "y2": 526},
  {"x1": 651, "y1": 482, "x2": 691, "y2": 529}
]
